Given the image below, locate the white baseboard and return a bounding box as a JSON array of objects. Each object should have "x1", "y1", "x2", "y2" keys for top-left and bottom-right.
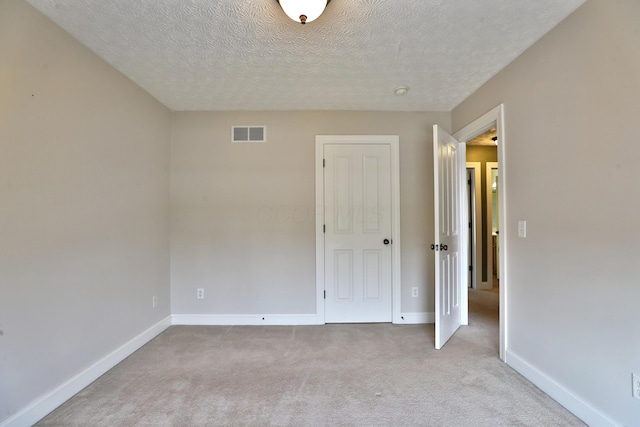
[
  {"x1": 171, "y1": 313, "x2": 320, "y2": 326},
  {"x1": 396, "y1": 312, "x2": 434, "y2": 324},
  {"x1": 173, "y1": 312, "x2": 434, "y2": 326},
  {"x1": 0, "y1": 316, "x2": 172, "y2": 427},
  {"x1": 506, "y1": 349, "x2": 621, "y2": 427}
]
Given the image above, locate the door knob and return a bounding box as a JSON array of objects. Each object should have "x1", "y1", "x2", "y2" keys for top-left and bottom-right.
[
  {"x1": 440, "y1": 244, "x2": 448, "y2": 251},
  {"x1": 383, "y1": 239, "x2": 391, "y2": 245}
]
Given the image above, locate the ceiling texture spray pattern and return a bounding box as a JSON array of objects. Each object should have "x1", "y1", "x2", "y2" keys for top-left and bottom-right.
[{"x1": 26, "y1": 0, "x2": 585, "y2": 111}]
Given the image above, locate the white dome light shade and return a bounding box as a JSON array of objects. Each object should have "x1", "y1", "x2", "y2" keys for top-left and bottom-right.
[{"x1": 278, "y1": 0, "x2": 330, "y2": 24}]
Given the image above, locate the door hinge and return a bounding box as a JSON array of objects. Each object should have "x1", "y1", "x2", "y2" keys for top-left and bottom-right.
[
  {"x1": 323, "y1": 159, "x2": 325, "y2": 168},
  {"x1": 323, "y1": 224, "x2": 326, "y2": 233},
  {"x1": 468, "y1": 179, "x2": 471, "y2": 185},
  {"x1": 469, "y1": 265, "x2": 473, "y2": 272},
  {"x1": 469, "y1": 222, "x2": 472, "y2": 229},
  {"x1": 324, "y1": 290, "x2": 326, "y2": 299}
]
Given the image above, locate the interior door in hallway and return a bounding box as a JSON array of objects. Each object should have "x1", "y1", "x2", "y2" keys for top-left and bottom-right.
[
  {"x1": 324, "y1": 144, "x2": 393, "y2": 323},
  {"x1": 433, "y1": 125, "x2": 468, "y2": 349}
]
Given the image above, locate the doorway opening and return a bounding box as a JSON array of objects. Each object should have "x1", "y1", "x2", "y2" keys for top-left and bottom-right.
[
  {"x1": 454, "y1": 104, "x2": 506, "y2": 361},
  {"x1": 466, "y1": 135, "x2": 498, "y2": 290}
]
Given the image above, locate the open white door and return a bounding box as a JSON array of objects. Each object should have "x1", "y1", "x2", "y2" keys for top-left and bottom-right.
[{"x1": 433, "y1": 125, "x2": 468, "y2": 349}]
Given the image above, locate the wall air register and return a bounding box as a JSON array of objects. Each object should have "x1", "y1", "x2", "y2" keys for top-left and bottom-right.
[{"x1": 232, "y1": 126, "x2": 266, "y2": 143}]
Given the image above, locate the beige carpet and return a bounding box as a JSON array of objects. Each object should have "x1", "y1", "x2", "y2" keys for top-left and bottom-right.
[{"x1": 36, "y1": 291, "x2": 584, "y2": 426}]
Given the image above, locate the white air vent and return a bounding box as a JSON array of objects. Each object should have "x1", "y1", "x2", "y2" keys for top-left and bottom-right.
[{"x1": 232, "y1": 126, "x2": 266, "y2": 143}]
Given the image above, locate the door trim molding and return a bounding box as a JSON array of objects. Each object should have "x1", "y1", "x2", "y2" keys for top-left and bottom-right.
[
  {"x1": 315, "y1": 135, "x2": 402, "y2": 324},
  {"x1": 454, "y1": 104, "x2": 507, "y2": 361}
]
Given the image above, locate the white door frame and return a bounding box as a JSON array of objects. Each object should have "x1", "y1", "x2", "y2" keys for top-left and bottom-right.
[
  {"x1": 466, "y1": 162, "x2": 482, "y2": 290},
  {"x1": 454, "y1": 104, "x2": 507, "y2": 361},
  {"x1": 315, "y1": 135, "x2": 402, "y2": 324}
]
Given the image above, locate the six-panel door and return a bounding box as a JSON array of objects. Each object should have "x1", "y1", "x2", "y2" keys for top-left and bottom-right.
[{"x1": 324, "y1": 144, "x2": 393, "y2": 323}]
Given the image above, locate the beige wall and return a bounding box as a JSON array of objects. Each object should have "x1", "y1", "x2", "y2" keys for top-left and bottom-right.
[
  {"x1": 8, "y1": 0, "x2": 639, "y2": 423},
  {"x1": 0, "y1": 0, "x2": 171, "y2": 421},
  {"x1": 171, "y1": 111, "x2": 450, "y2": 316},
  {"x1": 453, "y1": 0, "x2": 640, "y2": 424}
]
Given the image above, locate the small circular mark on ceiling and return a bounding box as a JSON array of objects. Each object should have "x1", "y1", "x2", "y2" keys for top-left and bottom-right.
[{"x1": 394, "y1": 86, "x2": 409, "y2": 96}]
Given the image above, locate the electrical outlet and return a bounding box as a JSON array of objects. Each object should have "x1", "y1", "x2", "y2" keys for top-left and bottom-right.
[
  {"x1": 411, "y1": 287, "x2": 419, "y2": 298},
  {"x1": 152, "y1": 296, "x2": 158, "y2": 308},
  {"x1": 196, "y1": 288, "x2": 205, "y2": 299},
  {"x1": 633, "y1": 373, "x2": 640, "y2": 400}
]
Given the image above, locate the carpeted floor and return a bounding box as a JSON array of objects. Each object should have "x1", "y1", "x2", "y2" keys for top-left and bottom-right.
[{"x1": 36, "y1": 290, "x2": 584, "y2": 426}]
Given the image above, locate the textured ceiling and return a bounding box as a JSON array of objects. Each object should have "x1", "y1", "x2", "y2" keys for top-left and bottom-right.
[
  {"x1": 25, "y1": 0, "x2": 585, "y2": 112},
  {"x1": 468, "y1": 128, "x2": 498, "y2": 146}
]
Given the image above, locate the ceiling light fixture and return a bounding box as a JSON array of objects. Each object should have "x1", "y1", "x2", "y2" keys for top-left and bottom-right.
[
  {"x1": 278, "y1": 0, "x2": 331, "y2": 24},
  {"x1": 394, "y1": 86, "x2": 409, "y2": 96}
]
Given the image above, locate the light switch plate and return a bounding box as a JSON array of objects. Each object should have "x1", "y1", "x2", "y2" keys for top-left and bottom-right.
[
  {"x1": 518, "y1": 220, "x2": 527, "y2": 238},
  {"x1": 633, "y1": 373, "x2": 640, "y2": 400}
]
